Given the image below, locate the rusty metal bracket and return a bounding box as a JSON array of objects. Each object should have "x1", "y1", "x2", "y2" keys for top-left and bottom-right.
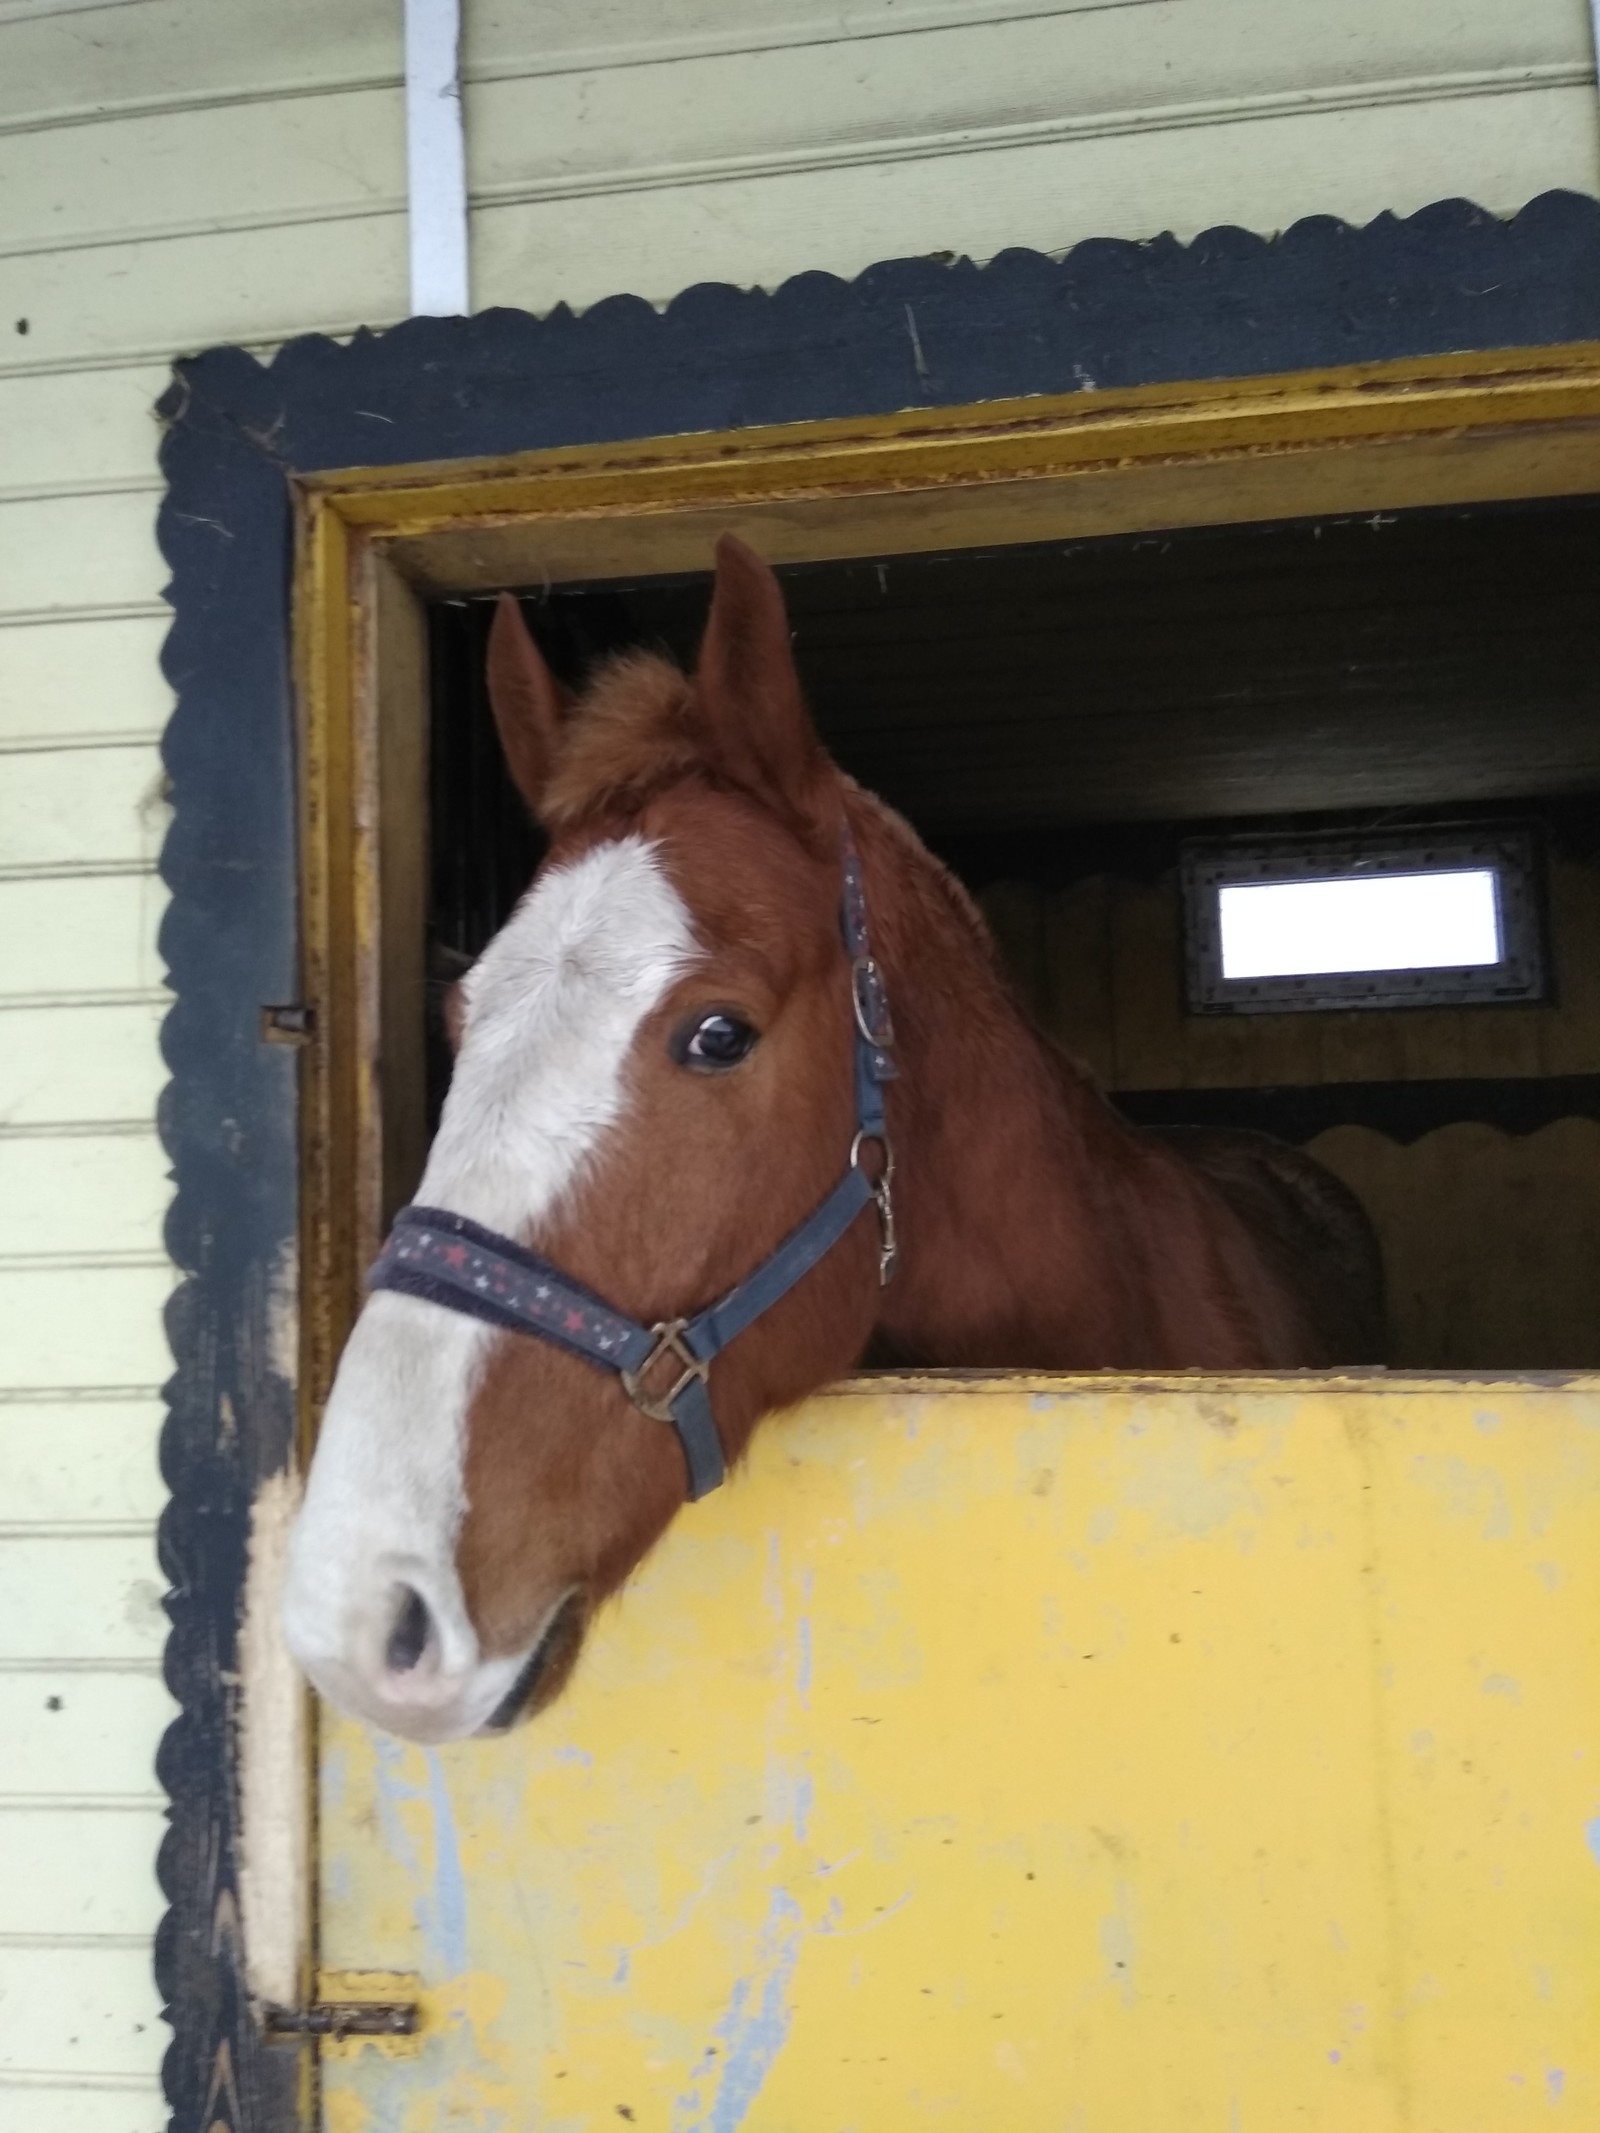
[{"x1": 263, "y1": 1999, "x2": 419, "y2": 2042}]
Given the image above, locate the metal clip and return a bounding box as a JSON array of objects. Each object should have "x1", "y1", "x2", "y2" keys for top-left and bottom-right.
[{"x1": 850, "y1": 1131, "x2": 898, "y2": 1286}]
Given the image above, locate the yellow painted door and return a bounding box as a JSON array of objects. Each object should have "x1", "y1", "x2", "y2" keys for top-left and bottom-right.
[{"x1": 317, "y1": 1376, "x2": 1600, "y2": 2129}]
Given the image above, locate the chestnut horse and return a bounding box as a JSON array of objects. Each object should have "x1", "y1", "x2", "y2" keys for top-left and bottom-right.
[{"x1": 283, "y1": 536, "x2": 1382, "y2": 1743}]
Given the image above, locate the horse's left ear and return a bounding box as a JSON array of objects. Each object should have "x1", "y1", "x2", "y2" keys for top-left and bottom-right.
[
  {"x1": 694, "y1": 535, "x2": 827, "y2": 827},
  {"x1": 486, "y1": 592, "x2": 573, "y2": 820}
]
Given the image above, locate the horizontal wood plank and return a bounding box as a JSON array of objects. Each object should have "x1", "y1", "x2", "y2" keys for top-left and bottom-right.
[
  {"x1": 0, "y1": 1003, "x2": 166, "y2": 1125},
  {"x1": 1, "y1": 70, "x2": 1595, "y2": 370},
  {"x1": 465, "y1": 0, "x2": 1589, "y2": 83},
  {"x1": 0, "y1": 81, "x2": 403, "y2": 254},
  {"x1": 0, "y1": 1945, "x2": 163, "y2": 2079},
  {"x1": 0, "y1": 1132, "x2": 170, "y2": 1259},
  {"x1": 0, "y1": 1805, "x2": 166, "y2": 1938},
  {"x1": 0, "y1": 614, "x2": 169, "y2": 746},
  {"x1": 0, "y1": 1264, "x2": 175, "y2": 1388},
  {"x1": 1, "y1": 0, "x2": 1580, "y2": 136},
  {"x1": 0, "y1": 873, "x2": 167, "y2": 1001},
  {"x1": 0, "y1": 367, "x2": 168, "y2": 501},
  {"x1": 0, "y1": 493, "x2": 166, "y2": 621},
  {"x1": 0, "y1": 1399, "x2": 166, "y2": 1525},
  {"x1": 466, "y1": 0, "x2": 1590, "y2": 203},
  {"x1": 0, "y1": 2077, "x2": 166, "y2": 2133},
  {"x1": 8, "y1": 0, "x2": 1578, "y2": 264},
  {"x1": 0, "y1": 0, "x2": 396, "y2": 127},
  {"x1": 0, "y1": 1670, "x2": 173, "y2": 1799},
  {"x1": 471, "y1": 82, "x2": 1598, "y2": 316},
  {"x1": 0, "y1": 209, "x2": 406, "y2": 373},
  {"x1": 0, "y1": 1532, "x2": 167, "y2": 1664},
  {"x1": 0, "y1": 740, "x2": 165, "y2": 872}
]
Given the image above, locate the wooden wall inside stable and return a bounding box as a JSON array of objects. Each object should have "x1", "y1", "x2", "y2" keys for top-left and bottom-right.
[{"x1": 978, "y1": 854, "x2": 1600, "y2": 1369}]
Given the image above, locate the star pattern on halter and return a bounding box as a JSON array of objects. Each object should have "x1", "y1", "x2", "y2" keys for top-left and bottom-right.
[{"x1": 387, "y1": 1226, "x2": 630, "y2": 1356}]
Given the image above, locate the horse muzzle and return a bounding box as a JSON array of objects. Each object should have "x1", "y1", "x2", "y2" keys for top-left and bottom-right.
[{"x1": 281, "y1": 1548, "x2": 570, "y2": 1746}]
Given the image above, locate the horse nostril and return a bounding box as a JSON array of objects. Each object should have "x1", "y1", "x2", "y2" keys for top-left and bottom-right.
[{"x1": 385, "y1": 1586, "x2": 432, "y2": 1674}]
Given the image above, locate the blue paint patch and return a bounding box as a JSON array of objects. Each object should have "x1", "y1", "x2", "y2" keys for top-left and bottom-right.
[
  {"x1": 674, "y1": 1889, "x2": 803, "y2": 2132},
  {"x1": 1328, "y1": 2050, "x2": 1342, "y2": 2065},
  {"x1": 371, "y1": 1736, "x2": 424, "y2": 1882},
  {"x1": 1584, "y1": 1816, "x2": 1600, "y2": 1869},
  {"x1": 612, "y1": 1948, "x2": 631, "y2": 1985},
  {"x1": 796, "y1": 1616, "x2": 813, "y2": 1704},
  {"x1": 423, "y1": 1748, "x2": 469, "y2": 1976},
  {"x1": 1547, "y1": 2068, "x2": 1566, "y2": 2102},
  {"x1": 792, "y1": 1771, "x2": 815, "y2": 1844},
  {"x1": 549, "y1": 1743, "x2": 594, "y2": 1767}
]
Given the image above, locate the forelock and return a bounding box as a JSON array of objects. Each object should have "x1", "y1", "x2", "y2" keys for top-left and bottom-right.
[{"x1": 542, "y1": 651, "x2": 700, "y2": 828}]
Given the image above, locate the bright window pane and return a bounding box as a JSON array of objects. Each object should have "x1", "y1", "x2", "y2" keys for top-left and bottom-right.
[{"x1": 1218, "y1": 869, "x2": 1502, "y2": 980}]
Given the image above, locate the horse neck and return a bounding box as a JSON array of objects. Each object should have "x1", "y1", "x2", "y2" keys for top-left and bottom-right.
[{"x1": 855, "y1": 802, "x2": 1280, "y2": 1370}]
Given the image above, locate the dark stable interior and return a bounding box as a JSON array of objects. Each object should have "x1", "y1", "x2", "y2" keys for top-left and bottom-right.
[{"x1": 425, "y1": 500, "x2": 1600, "y2": 1370}]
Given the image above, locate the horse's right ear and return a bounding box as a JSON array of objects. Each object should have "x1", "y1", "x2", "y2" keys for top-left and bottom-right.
[{"x1": 485, "y1": 592, "x2": 573, "y2": 819}]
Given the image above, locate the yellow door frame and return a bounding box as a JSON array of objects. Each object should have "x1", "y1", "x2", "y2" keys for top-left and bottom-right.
[{"x1": 292, "y1": 334, "x2": 1600, "y2": 1419}]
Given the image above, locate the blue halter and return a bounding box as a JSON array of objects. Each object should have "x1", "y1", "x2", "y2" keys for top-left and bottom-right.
[{"x1": 366, "y1": 825, "x2": 898, "y2": 1500}]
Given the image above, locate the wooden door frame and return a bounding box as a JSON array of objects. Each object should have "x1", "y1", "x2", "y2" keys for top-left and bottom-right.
[{"x1": 155, "y1": 192, "x2": 1600, "y2": 2132}]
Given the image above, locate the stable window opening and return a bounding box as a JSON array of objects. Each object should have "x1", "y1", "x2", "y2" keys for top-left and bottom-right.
[
  {"x1": 425, "y1": 496, "x2": 1600, "y2": 1374},
  {"x1": 1181, "y1": 827, "x2": 1546, "y2": 1012}
]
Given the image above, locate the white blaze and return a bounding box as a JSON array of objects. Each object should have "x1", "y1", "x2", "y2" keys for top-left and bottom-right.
[{"x1": 282, "y1": 837, "x2": 699, "y2": 1739}]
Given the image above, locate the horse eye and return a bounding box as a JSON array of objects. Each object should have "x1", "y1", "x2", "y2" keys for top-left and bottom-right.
[{"x1": 675, "y1": 1011, "x2": 758, "y2": 1070}]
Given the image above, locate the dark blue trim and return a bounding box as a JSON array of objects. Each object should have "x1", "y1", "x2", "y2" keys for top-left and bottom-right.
[{"x1": 155, "y1": 190, "x2": 1600, "y2": 2132}]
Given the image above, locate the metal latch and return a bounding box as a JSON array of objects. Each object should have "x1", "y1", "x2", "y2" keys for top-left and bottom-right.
[
  {"x1": 264, "y1": 2001, "x2": 419, "y2": 2041},
  {"x1": 260, "y1": 1002, "x2": 317, "y2": 1045}
]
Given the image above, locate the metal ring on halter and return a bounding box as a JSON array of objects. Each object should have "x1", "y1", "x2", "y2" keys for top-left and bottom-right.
[
  {"x1": 619, "y1": 1319, "x2": 711, "y2": 1425},
  {"x1": 850, "y1": 1130, "x2": 898, "y2": 1286}
]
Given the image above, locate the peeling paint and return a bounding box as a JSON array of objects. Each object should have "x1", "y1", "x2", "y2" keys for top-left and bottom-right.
[
  {"x1": 238, "y1": 1467, "x2": 309, "y2": 2008},
  {"x1": 317, "y1": 1381, "x2": 1600, "y2": 2124},
  {"x1": 266, "y1": 1234, "x2": 300, "y2": 1386},
  {"x1": 675, "y1": 1889, "x2": 803, "y2": 2133},
  {"x1": 423, "y1": 1749, "x2": 469, "y2": 1976}
]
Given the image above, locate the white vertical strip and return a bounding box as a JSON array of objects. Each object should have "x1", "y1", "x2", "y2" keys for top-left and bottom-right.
[{"x1": 404, "y1": 0, "x2": 470, "y2": 317}]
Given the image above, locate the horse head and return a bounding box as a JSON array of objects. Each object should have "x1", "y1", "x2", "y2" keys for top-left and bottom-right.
[{"x1": 283, "y1": 538, "x2": 904, "y2": 1741}]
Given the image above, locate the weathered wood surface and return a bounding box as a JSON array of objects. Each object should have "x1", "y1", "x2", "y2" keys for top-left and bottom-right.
[{"x1": 322, "y1": 1378, "x2": 1600, "y2": 2130}]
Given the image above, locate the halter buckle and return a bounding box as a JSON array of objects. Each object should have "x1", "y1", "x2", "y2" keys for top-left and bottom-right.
[
  {"x1": 850, "y1": 1130, "x2": 898, "y2": 1287},
  {"x1": 620, "y1": 1318, "x2": 710, "y2": 1425},
  {"x1": 851, "y1": 956, "x2": 895, "y2": 1051}
]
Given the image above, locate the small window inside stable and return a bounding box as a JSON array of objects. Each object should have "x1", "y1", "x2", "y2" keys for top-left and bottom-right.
[
  {"x1": 1181, "y1": 826, "x2": 1546, "y2": 1012},
  {"x1": 425, "y1": 497, "x2": 1600, "y2": 1374}
]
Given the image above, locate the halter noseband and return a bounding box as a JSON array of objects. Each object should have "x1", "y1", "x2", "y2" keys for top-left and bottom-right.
[{"x1": 366, "y1": 824, "x2": 899, "y2": 1501}]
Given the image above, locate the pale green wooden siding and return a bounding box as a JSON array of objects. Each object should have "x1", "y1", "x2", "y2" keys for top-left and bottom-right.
[
  {"x1": 0, "y1": 0, "x2": 1595, "y2": 2124},
  {"x1": 0, "y1": 0, "x2": 406, "y2": 2116}
]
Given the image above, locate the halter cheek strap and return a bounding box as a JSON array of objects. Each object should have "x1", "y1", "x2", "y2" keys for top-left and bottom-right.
[{"x1": 365, "y1": 824, "x2": 898, "y2": 1502}]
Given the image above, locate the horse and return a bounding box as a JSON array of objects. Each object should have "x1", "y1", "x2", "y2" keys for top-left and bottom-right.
[{"x1": 282, "y1": 535, "x2": 1383, "y2": 1744}]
